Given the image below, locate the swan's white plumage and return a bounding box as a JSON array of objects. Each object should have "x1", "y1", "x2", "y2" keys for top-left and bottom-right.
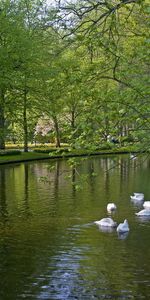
[
  {"x1": 107, "y1": 203, "x2": 117, "y2": 212},
  {"x1": 134, "y1": 193, "x2": 144, "y2": 197},
  {"x1": 143, "y1": 201, "x2": 150, "y2": 209},
  {"x1": 130, "y1": 193, "x2": 144, "y2": 201},
  {"x1": 135, "y1": 208, "x2": 150, "y2": 216},
  {"x1": 94, "y1": 217, "x2": 117, "y2": 227},
  {"x1": 116, "y1": 219, "x2": 129, "y2": 233}
]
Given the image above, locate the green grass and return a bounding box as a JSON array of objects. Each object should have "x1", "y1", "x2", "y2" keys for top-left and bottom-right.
[
  {"x1": 0, "y1": 145, "x2": 141, "y2": 165},
  {"x1": 0, "y1": 142, "x2": 147, "y2": 165},
  {"x1": 5, "y1": 143, "x2": 68, "y2": 150},
  {"x1": 0, "y1": 152, "x2": 51, "y2": 164}
]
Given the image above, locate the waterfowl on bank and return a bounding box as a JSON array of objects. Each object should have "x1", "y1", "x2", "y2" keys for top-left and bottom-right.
[
  {"x1": 143, "y1": 201, "x2": 150, "y2": 209},
  {"x1": 116, "y1": 219, "x2": 129, "y2": 233},
  {"x1": 130, "y1": 154, "x2": 137, "y2": 160},
  {"x1": 135, "y1": 208, "x2": 150, "y2": 216},
  {"x1": 107, "y1": 203, "x2": 117, "y2": 212},
  {"x1": 94, "y1": 217, "x2": 117, "y2": 227}
]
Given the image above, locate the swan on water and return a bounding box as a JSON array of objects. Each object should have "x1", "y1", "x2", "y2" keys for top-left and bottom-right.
[
  {"x1": 134, "y1": 193, "x2": 144, "y2": 197},
  {"x1": 98, "y1": 226, "x2": 115, "y2": 233},
  {"x1": 116, "y1": 219, "x2": 129, "y2": 233},
  {"x1": 94, "y1": 217, "x2": 117, "y2": 227},
  {"x1": 135, "y1": 208, "x2": 150, "y2": 216},
  {"x1": 143, "y1": 201, "x2": 150, "y2": 209},
  {"x1": 130, "y1": 193, "x2": 144, "y2": 201},
  {"x1": 117, "y1": 231, "x2": 129, "y2": 240},
  {"x1": 107, "y1": 203, "x2": 117, "y2": 212}
]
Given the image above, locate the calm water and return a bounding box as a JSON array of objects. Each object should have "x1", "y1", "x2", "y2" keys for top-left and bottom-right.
[{"x1": 0, "y1": 154, "x2": 150, "y2": 300}]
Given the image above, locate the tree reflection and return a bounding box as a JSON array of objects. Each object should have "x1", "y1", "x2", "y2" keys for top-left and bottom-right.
[
  {"x1": 54, "y1": 161, "x2": 60, "y2": 198},
  {"x1": 103, "y1": 158, "x2": 110, "y2": 200},
  {"x1": 0, "y1": 168, "x2": 8, "y2": 221},
  {"x1": 71, "y1": 166, "x2": 76, "y2": 195},
  {"x1": 23, "y1": 164, "x2": 31, "y2": 217}
]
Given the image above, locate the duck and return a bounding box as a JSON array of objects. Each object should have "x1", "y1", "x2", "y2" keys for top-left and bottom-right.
[
  {"x1": 94, "y1": 217, "x2": 117, "y2": 227},
  {"x1": 116, "y1": 219, "x2": 129, "y2": 233},
  {"x1": 143, "y1": 201, "x2": 150, "y2": 209},
  {"x1": 107, "y1": 203, "x2": 117, "y2": 212},
  {"x1": 135, "y1": 208, "x2": 150, "y2": 216},
  {"x1": 130, "y1": 193, "x2": 144, "y2": 201}
]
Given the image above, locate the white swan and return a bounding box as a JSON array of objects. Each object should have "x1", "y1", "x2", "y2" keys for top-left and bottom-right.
[
  {"x1": 107, "y1": 203, "x2": 117, "y2": 212},
  {"x1": 130, "y1": 193, "x2": 144, "y2": 201},
  {"x1": 94, "y1": 217, "x2": 117, "y2": 227},
  {"x1": 116, "y1": 219, "x2": 129, "y2": 233},
  {"x1": 143, "y1": 201, "x2": 150, "y2": 209},
  {"x1": 135, "y1": 208, "x2": 150, "y2": 216},
  {"x1": 118, "y1": 231, "x2": 129, "y2": 240},
  {"x1": 98, "y1": 226, "x2": 115, "y2": 233},
  {"x1": 134, "y1": 193, "x2": 144, "y2": 197}
]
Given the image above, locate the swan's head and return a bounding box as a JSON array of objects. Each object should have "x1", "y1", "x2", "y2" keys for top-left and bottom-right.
[{"x1": 124, "y1": 219, "x2": 128, "y2": 225}]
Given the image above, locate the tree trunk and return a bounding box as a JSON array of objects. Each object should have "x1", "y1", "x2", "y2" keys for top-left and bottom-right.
[
  {"x1": 53, "y1": 115, "x2": 61, "y2": 147},
  {"x1": 71, "y1": 109, "x2": 76, "y2": 148},
  {"x1": 0, "y1": 89, "x2": 5, "y2": 149},
  {"x1": 103, "y1": 104, "x2": 109, "y2": 142},
  {"x1": 23, "y1": 88, "x2": 28, "y2": 152},
  {"x1": 71, "y1": 110, "x2": 75, "y2": 130}
]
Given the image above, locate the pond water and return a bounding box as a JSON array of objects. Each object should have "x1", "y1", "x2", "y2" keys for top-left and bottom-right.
[{"x1": 0, "y1": 154, "x2": 150, "y2": 299}]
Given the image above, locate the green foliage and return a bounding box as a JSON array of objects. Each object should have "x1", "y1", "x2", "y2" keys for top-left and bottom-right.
[
  {"x1": 99, "y1": 143, "x2": 113, "y2": 151},
  {"x1": 33, "y1": 148, "x2": 58, "y2": 153},
  {"x1": 0, "y1": 150, "x2": 21, "y2": 156},
  {"x1": 33, "y1": 147, "x2": 69, "y2": 154},
  {"x1": 0, "y1": 0, "x2": 149, "y2": 153}
]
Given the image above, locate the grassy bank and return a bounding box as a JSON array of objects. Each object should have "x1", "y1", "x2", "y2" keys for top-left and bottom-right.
[
  {"x1": 0, "y1": 145, "x2": 141, "y2": 165},
  {"x1": 0, "y1": 152, "x2": 51, "y2": 164}
]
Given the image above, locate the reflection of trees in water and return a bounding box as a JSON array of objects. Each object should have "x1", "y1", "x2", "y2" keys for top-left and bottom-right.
[
  {"x1": 2, "y1": 155, "x2": 147, "y2": 219},
  {"x1": 102, "y1": 158, "x2": 110, "y2": 201},
  {"x1": 53, "y1": 161, "x2": 60, "y2": 201},
  {"x1": 119, "y1": 158, "x2": 130, "y2": 193},
  {"x1": 22, "y1": 155, "x2": 150, "y2": 220},
  {"x1": 87, "y1": 155, "x2": 150, "y2": 202},
  {"x1": 148, "y1": 157, "x2": 150, "y2": 168},
  {"x1": 0, "y1": 168, "x2": 8, "y2": 220},
  {"x1": 72, "y1": 167, "x2": 76, "y2": 196},
  {"x1": 33, "y1": 159, "x2": 85, "y2": 196},
  {"x1": 0, "y1": 156, "x2": 149, "y2": 300},
  {"x1": 87, "y1": 161, "x2": 96, "y2": 194},
  {"x1": 23, "y1": 164, "x2": 31, "y2": 217},
  {"x1": 33, "y1": 161, "x2": 68, "y2": 189},
  {"x1": 32, "y1": 157, "x2": 122, "y2": 198}
]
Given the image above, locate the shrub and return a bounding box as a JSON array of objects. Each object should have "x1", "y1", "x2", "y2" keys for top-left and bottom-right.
[
  {"x1": 98, "y1": 142, "x2": 113, "y2": 150},
  {"x1": 33, "y1": 147, "x2": 69, "y2": 154},
  {"x1": 0, "y1": 150, "x2": 22, "y2": 156}
]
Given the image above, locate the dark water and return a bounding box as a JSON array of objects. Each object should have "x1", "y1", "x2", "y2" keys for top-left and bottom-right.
[{"x1": 0, "y1": 154, "x2": 150, "y2": 300}]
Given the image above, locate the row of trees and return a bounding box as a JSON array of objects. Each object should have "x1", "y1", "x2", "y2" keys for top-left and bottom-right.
[{"x1": 0, "y1": 0, "x2": 149, "y2": 151}]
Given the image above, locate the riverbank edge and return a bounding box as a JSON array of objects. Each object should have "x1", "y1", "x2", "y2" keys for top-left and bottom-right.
[{"x1": 0, "y1": 149, "x2": 141, "y2": 165}]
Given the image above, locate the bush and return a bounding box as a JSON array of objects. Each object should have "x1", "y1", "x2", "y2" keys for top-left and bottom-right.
[
  {"x1": 120, "y1": 135, "x2": 135, "y2": 143},
  {"x1": 98, "y1": 142, "x2": 113, "y2": 150},
  {"x1": 0, "y1": 150, "x2": 22, "y2": 156},
  {"x1": 33, "y1": 148, "x2": 57, "y2": 153},
  {"x1": 33, "y1": 147, "x2": 69, "y2": 154}
]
